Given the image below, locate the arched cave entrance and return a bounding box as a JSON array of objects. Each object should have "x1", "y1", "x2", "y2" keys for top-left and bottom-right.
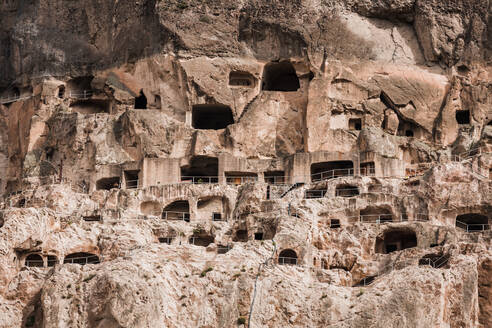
[
  {"x1": 25, "y1": 254, "x2": 44, "y2": 267},
  {"x1": 192, "y1": 104, "x2": 234, "y2": 130},
  {"x1": 278, "y1": 249, "x2": 298, "y2": 265},
  {"x1": 63, "y1": 252, "x2": 100, "y2": 265},
  {"x1": 189, "y1": 234, "x2": 215, "y2": 247},
  {"x1": 162, "y1": 200, "x2": 190, "y2": 221},
  {"x1": 375, "y1": 229, "x2": 417, "y2": 254},
  {"x1": 262, "y1": 61, "x2": 300, "y2": 92}
]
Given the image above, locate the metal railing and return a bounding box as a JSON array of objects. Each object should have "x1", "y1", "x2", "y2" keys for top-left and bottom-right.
[
  {"x1": 68, "y1": 90, "x2": 93, "y2": 99},
  {"x1": 158, "y1": 237, "x2": 173, "y2": 244},
  {"x1": 278, "y1": 257, "x2": 298, "y2": 265},
  {"x1": 311, "y1": 168, "x2": 355, "y2": 182},
  {"x1": 225, "y1": 176, "x2": 258, "y2": 185},
  {"x1": 63, "y1": 255, "x2": 100, "y2": 265},
  {"x1": 0, "y1": 94, "x2": 32, "y2": 104},
  {"x1": 360, "y1": 166, "x2": 376, "y2": 176},
  {"x1": 181, "y1": 176, "x2": 219, "y2": 184},
  {"x1": 419, "y1": 254, "x2": 448, "y2": 268},
  {"x1": 162, "y1": 211, "x2": 190, "y2": 221},
  {"x1": 25, "y1": 260, "x2": 44, "y2": 267},
  {"x1": 304, "y1": 189, "x2": 327, "y2": 199},
  {"x1": 456, "y1": 220, "x2": 490, "y2": 232},
  {"x1": 335, "y1": 188, "x2": 360, "y2": 197},
  {"x1": 125, "y1": 179, "x2": 140, "y2": 189},
  {"x1": 359, "y1": 214, "x2": 394, "y2": 224}
]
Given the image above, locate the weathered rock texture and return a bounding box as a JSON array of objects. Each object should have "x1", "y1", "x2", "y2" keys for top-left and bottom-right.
[{"x1": 0, "y1": 0, "x2": 491, "y2": 327}]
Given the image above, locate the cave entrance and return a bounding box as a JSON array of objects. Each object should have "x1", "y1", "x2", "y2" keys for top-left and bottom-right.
[
  {"x1": 229, "y1": 71, "x2": 255, "y2": 87},
  {"x1": 70, "y1": 99, "x2": 110, "y2": 114},
  {"x1": 134, "y1": 90, "x2": 147, "y2": 109},
  {"x1": 254, "y1": 232, "x2": 264, "y2": 240},
  {"x1": 192, "y1": 104, "x2": 234, "y2": 130},
  {"x1": 25, "y1": 254, "x2": 44, "y2": 267},
  {"x1": 335, "y1": 184, "x2": 359, "y2": 197},
  {"x1": 225, "y1": 172, "x2": 258, "y2": 185},
  {"x1": 278, "y1": 249, "x2": 298, "y2": 265},
  {"x1": 96, "y1": 177, "x2": 120, "y2": 191},
  {"x1": 349, "y1": 118, "x2": 362, "y2": 131},
  {"x1": 162, "y1": 200, "x2": 190, "y2": 222},
  {"x1": 264, "y1": 171, "x2": 285, "y2": 185},
  {"x1": 262, "y1": 61, "x2": 300, "y2": 92},
  {"x1": 360, "y1": 207, "x2": 393, "y2": 224},
  {"x1": 456, "y1": 110, "x2": 470, "y2": 125},
  {"x1": 233, "y1": 229, "x2": 248, "y2": 242},
  {"x1": 47, "y1": 255, "x2": 58, "y2": 267},
  {"x1": 456, "y1": 213, "x2": 490, "y2": 232},
  {"x1": 305, "y1": 188, "x2": 327, "y2": 199},
  {"x1": 58, "y1": 85, "x2": 65, "y2": 98},
  {"x1": 158, "y1": 237, "x2": 174, "y2": 245},
  {"x1": 67, "y1": 76, "x2": 93, "y2": 98},
  {"x1": 330, "y1": 219, "x2": 341, "y2": 229},
  {"x1": 63, "y1": 252, "x2": 100, "y2": 265},
  {"x1": 181, "y1": 156, "x2": 219, "y2": 183},
  {"x1": 360, "y1": 162, "x2": 375, "y2": 176},
  {"x1": 189, "y1": 235, "x2": 214, "y2": 247},
  {"x1": 311, "y1": 161, "x2": 354, "y2": 182},
  {"x1": 124, "y1": 170, "x2": 140, "y2": 189},
  {"x1": 375, "y1": 229, "x2": 417, "y2": 254}
]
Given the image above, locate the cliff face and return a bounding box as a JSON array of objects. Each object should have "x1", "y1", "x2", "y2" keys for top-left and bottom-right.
[{"x1": 0, "y1": 1, "x2": 491, "y2": 327}]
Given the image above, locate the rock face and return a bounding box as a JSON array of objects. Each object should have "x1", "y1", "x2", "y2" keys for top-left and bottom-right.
[{"x1": 0, "y1": 1, "x2": 491, "y2": 327}]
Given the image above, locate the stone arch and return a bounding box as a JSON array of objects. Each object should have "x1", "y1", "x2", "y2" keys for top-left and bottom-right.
[
  {"x1": 375, "y1": 228, "x2": 417, "y2": 254},
  {"x1": 162, "y1": 200, "x2": 190, "y2": 221},
  {"x1": 63, "y1": 252, "x2": 100, "y2": 265},
  {"x1": 262, "y1": 61, "x2": 300, "y2": 91},
  {"x1": 278, "y1": 249, "x2": 298, "y2": 265},
  {"x1": 25, "y1": 254, "x2": 44, "y2": 267}
]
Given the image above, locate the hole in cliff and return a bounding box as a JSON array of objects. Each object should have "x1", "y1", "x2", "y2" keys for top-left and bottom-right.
[
  {"x1": 456, "y1": 110, "x2": 470, "y2": 125},
  {"x1": 67, "y1": 76, "x2": 93, "y2": 97},
  {"x1": 162, "y1": 200, "x2": 190, "y2": 221},
  {"x1": 264, "y1": 171, "x2": 285, "y2": 185},
  {"x1": 47, "y1": 255, "x2": 58, "y2": 267},
  {"x1": 254, "y1": 232, "x2": 264, "y2": 240},
  {"x1": 25, "y1": 254, "x2": 44, "y2": 267},
  {"x1": 225, "y1": 171, "x2": 257, "y2": 185},
  {"x1": 181, "y1": 156, "x2": 219, "y2": 182},
  {"x1": 124, "y1": 170, "x2": 139, "y2": 189},
  {"x1": 17, "y1": 198, "x2": 26, "y2": 207},
  {"x1": 58, "y1": 85, "x2": 65, "y2": 98},
  {"x1": 305, "y1": 188, "x2": 327, "y2": 199},
  {"x1": 330, "y1": 219, "x2": 341, "y2": 229},
  {"x1": 83, "y1": 215, "x2": 101, "y2": 222},
  {"x1": 158, "y1": 237, "x2": 173, "y2": 244},
  {"x1": 360, "y1": 162, "x2": 375, "y2": 176},
  {"x1": 353, "y1": 275, "x2": 376, "y2": 287},
  {"x1": 278, "y1": 249, "x2": 298, "y2": 265},
  {"x1": 229, "y1": 71, "x2": 256, "y2": 87},
  {"x1": 70, "y1": 99, "x2": 110, "y2": 114},
  {"x1": 456, "y1": 213, "x2": 490, "y2": 231},
  {"x1": 375, "y1": 229, "x2": 417, "y2": 254},
  {"x1": 189, "y1": 234, "x2": 214, "y2": 247},
  {"x1": 405, "y1": 129, "x2": 414, "y2": 137},
  {"x1": 64, "y1": 252, "x2": 100, "y2": 265},
  {"x1": 262, "y1": 61, "x2": 300, "y2": 92},
  {"x1": 335, "y1": 184, "x2": 359, "y2": 197},
  {"x1": 192, "y1": 104, "x2": 234, "y2": 130},
  {"x1": 457, "y1": 65, "x2": 470, "y2": 75},
  {"x1": 418, "y1": 253, "x2": 449, "y2": 268},
  {"x1": 134, "y1": 90, "x2": 147, "y2": 109},
  {"x1": 487, "y1": 120, "x2": 492, "y2": 126},
  {"x1": 96, "y1": 177, "x2": 120, "y2": 191},
  {"x1": 311, "y1": 161, "x2": 354, "y2": 182},
  {"x1": 360, "y1": 207, "x2": 393, "y2": 223},
  {"x1": 233, "y1": 229, "x2": 248, "y2": 242},
  {"x1": 349, "y1": 118, "x2": 362, "y2": 131},
  {"x1": 217, "y1": 245, "x2": 231, "y2": 254}
]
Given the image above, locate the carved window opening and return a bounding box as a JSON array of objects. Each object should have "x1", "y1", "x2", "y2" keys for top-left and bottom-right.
[
  {"x1": 311, "y1": 161, "x2": 354, "y2": 182},
  {"x1": 134, "y1": 90, "x2": 147, "y2": 109},
  {"x1": 262, "y1": 61, "x2": 300, "y2": 92},
  {"x1": 192, "y1": 104, "x2": 234, "y2": 130},
  {"x1": 375, "y1": 229, "x2": 417, "y2": 254},
  {"x1": 96, "y1": 177, "x2": 120, "y2": 191},
  {"x1": 278, "y1": 249, "x2": 298, "y2": 265},
  {"x1": 456, "y1": 110, "x2": 470, "y2": 125}
]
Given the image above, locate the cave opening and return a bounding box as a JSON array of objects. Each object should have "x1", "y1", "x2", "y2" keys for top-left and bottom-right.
[
  {"x1": 456, "y1": 110, "x2": 470, "y2": 125},
  {"x1": 96, "y1": 177, "x2": 120, "y2": 191},
  {"x1": 375, "y1": 229, "x2": 417, "y2": 254},
  {"x1": 134, "y1": 90, "x2": 147, "y2": 109},
  {"x1": 311, "y1": 161, "x2": 354, "y2": 182},
  {"x1": 25, "y1": 254, "x2": 44, "y2": 267},
  {"x1": 335, "y1": 184, "x2": 359, "y2": 197},
  {"x1": 262, "y1": 61, "x2": 300, "y2": 92},
  {"x1": 233, "y1": 229, "x2": 248, "y2": 242},
  {"x1": 192, "y1": 104, "x2": 234, "y2": 130},
  {"x1": 349, "y1": 118, "x2": 362, "y2": 131},
  {"x1": 70, "y1": 99, "x2": 110, "y2": 114},
  {"x1": 189, "y1": 234, "x2": 215, "y2": 247},
  {"x1": 162, "y1": 200, "x2": 190, "y2": 221},
  {"x1": 360, "y1": 162, "x2": 375, "y2": 176},
  {"x1": 124, "y1": 170, "x2": 140, "y2": 189},
  {"x1": 264, "y1": 171, "x2": 285, "y2": 185},
  {"x1": 47, "y1": 255, "x2": 58, "y2": 267},
  {"x1": 63, "y1": 252, "x2": 100, "y2": 265},
  {"x1": 229, "y1": 71, "x2": 255, "y2": 87},
  {"x1": 278, "y1": 249, "x2": 298, "y2": 265},
  {"x1": 181, "y1": 156, "x2": 219, "y2": 183},
  {"x1": 456, "y1": 213, "x2": 490, "y2": 231}
]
